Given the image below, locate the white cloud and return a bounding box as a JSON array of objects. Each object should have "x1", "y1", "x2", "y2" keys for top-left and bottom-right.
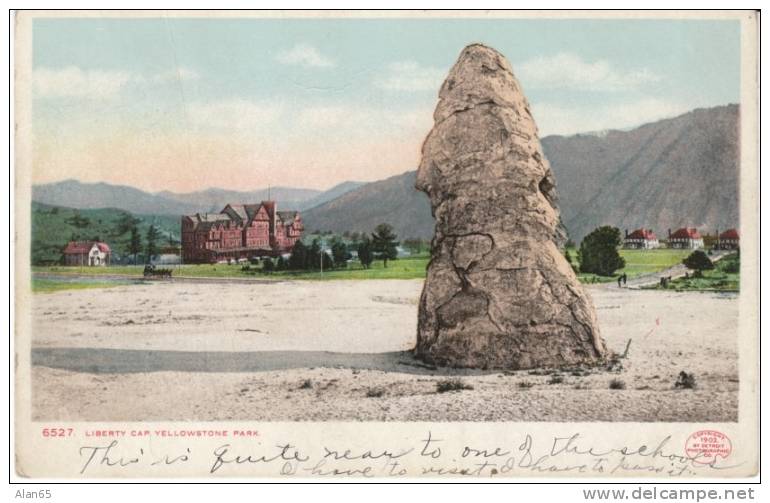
[
  {"x1": 375, "y1": 61, "x2": 446, "y2": 92},
  {"x1": 517, "y1": 53, "x2": 661, "y2": 92},
  {"x1": 531, "y1": 98, "x2": 690, "y2": 137},
  {"x1": 186, "y1": 98, "x2": 286, "y2": 132},
  {"x1": 33, "y1": 65, "x2": 202, "y2": 99},
  {"x1": 275, "y1": 44, "x2": 335, "y2": 68},
  {"x1": 32, "y1": 66, "x2": 132, "y2": 99}
]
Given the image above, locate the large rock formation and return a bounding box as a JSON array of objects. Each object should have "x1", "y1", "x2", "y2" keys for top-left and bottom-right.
[{"x1": 414, "y1": 44, "x2": 606, "y2": 370}]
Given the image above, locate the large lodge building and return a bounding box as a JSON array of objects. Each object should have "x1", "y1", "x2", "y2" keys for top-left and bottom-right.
[{"x1": 181, "y1": 201, "x2": 303, "y2": 263}]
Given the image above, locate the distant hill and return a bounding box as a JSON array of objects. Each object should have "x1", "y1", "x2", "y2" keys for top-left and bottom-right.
[
  {"x1": 542, "y1": 104, "x2": 739, "y2": 241},
  {"x1": 32, "y1": 180, "x2": 202, "y2": 216},
  {"x1": 32, "y1": 180, "x2": 364, "y2": 216},
  {"x1": 302, "y1": 171, "x2": 433, "y2": 239},
  {"x1": 302, "y1": 105, "x2": 740, "y2": 242},
  {"x1": 32, "y1": 105, "x2": 740, "y2": 244},
  {"x1": 31, "y1": 202, "x2": 180, "y2": 265}
]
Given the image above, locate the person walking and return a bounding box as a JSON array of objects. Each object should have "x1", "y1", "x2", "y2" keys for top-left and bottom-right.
[
  {"x1": 622, "y1": 273, "x2": 627, "y2": 286},
  {"x1": 617, "y1": 276, "x2": 622, "y2": 288}
]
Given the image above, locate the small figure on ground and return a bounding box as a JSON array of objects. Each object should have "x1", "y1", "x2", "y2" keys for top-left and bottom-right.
[{"x1": 618, "y1": 276, "x2": 622, "y2": 288}]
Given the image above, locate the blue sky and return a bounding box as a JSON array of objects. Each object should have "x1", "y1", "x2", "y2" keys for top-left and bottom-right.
[{"x1": 31, "y1": 17, "x2": 741, "y2": 192}]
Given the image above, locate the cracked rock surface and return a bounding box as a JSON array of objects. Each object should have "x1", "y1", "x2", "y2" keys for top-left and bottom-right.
[{"x1": 415, "y1": 44, "x2": 606, "y2": 370}]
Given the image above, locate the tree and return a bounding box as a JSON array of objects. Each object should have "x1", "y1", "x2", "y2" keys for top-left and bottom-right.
[
  {"x1": 578, "y1": 226, "x2": 626, "y2": 276},
  {"x1": 371, "y1": 223, "x2": 399, "y2": 268},
  {"x1": 308, "y1": 239, "x2": 323, "y2": 270},
  {"x1": 288, "y1": 241, "x2": 308, "y2": 270},
  {"x1": 564, "y1": 248, "x2": 573, "y2": 265},
  {"x1": 145, "y1": 225, "x2": 159, "y2": 263},
  {"x1": 262, "y1": 257, "x2": 275, "y2": 273},
  {"x1": 275, "y1": 256, "x2": 287, "y2": 271},
  {"x1": 115, "y1": 212, "x2": 140, "y2": 236},
  {"x1": 330, "y1": 237, "x2": 350, "y2": 268},
  {"x1": 66, "y1": 211, "x2": 91, "y2": 229},
  {"x1": 357, "y1": 236, "x2": 374, "y2": 269},
  {"x1": 128, "y1": 226, "x2": 142, "y2": 264},
  {"x1": 683, "y1": 250, "x2": 714, "y2": 276}
]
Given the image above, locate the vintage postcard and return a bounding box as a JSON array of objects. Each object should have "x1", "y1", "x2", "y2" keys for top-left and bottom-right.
[{"x1": 13, "y1": 10, "x2": 759, "y2": 479}]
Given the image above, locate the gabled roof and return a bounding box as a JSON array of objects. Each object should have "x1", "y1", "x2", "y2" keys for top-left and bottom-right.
[
  {"x1": 671, "y1": 227, "x2": 702, "y2": 239},
  {"x1": 627, "y1": 228, "x2": 657, "y2": 240},
  {"x1": 277, "y1": 210, "x2": 299, "y2": 225},
  {"x1": 222, "y1": 204, "x2": 248, "y2": 223},
  {"x1": 63, "y1": 241, "x2": 110, "y2": 254},
  {"x1": 719, "y1": 228, "x2": 740, "y2": 240}
]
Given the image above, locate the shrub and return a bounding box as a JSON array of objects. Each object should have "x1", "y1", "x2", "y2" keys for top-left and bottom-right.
[
  {"x1": 517, "y1": 381, "x2": 535, "y2": 389},
  {"x1": 609, "y1": 378, "x2": 626, "y2": 390},
  {"x1": 675, "y1": 371, "x2": 697, "y2": 389},
  {"x1": 366, "y1": 387, "x2": 385, "y2": 398},
  {"x1": 719, "y1": 254, "x2": 740, "y2": 274},
  {"x1": 298, "y1": 379, "x2": 313, "y2": 390},
  {"x1": 436, "y1": 378, "x2": 473, "y2": 393},
  {"x1": 683, "y1": 250, "x2": 714, "y2": 273}
]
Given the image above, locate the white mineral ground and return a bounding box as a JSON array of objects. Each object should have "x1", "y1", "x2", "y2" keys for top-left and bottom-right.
[{"x1": 30, "y1": 280, "x2": 738, "y2": 422}]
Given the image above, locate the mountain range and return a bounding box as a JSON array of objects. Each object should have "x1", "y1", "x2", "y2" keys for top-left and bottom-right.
[
  {"x1": 303, "y1": 104, "x2": 740, "y2": 241},
  {"x1": 31, "y1": 180, "x2": 366, "y2": 216},
  {"x1": 32, "y1": 104, "x2": 739, "y2": 243}
]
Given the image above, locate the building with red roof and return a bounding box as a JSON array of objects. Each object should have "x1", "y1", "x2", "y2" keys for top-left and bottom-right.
[
  {"x1": 62, "y1": 241, "x2": 111, "y2": 266},
  {"x1": 668, "y1": 228, "x2": 704, "y2": 250},
  {"x1": 181, "y1": 201, "x2": 303, "y2": 264},
  {"x1": 623, "y1": 228, "x2": 660, "y2": 249},
  {"x1": 717, "y1": 228, "x2": 740, "y2": 250}
]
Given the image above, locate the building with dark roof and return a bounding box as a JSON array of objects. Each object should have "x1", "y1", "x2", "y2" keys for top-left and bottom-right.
[
  {"x1": 623, "y1": 228, "x2": 660, "y2": 249},
  {"x1": 668, "y1": 228, "x2": 704, "y2": 249},
  {"x1": 63, "y1": 241, "x2": 111, "y2": 266},
  {"x1": 181, "y1": 201, "x2": 303, "y2": 263},
  {"x1": 717, "y1": 228, "x2": 740, "y2": 250}
]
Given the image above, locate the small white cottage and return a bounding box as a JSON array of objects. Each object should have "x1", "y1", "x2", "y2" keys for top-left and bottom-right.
[{"x1": 63, "y1": 241, "x2": 111, "y2": 266}]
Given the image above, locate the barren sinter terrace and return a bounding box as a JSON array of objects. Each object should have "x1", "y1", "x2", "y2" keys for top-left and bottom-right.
[{"x1": 31, "y1": 280, "x2": 738, "y2": 422}]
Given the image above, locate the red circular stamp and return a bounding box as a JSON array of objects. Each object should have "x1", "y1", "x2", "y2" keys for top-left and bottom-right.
[{"x1": 685, "y1": 430, "x2": 732, "y2": 464}]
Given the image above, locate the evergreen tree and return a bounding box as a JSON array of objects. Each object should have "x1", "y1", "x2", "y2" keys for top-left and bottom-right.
[
  {"x1": 578, "y1": 226, "x2": 626, "y2": 276},
  {"x1": 371, "y1": 223, "x2": 399, "y2": 268},
  {"x1": 115, "y1": 212, "x2": 141, "y2": 236},
  {"x1": 308, "y1": 239, "x2": 323, "y2": 270},
  {"x1": 330, "y1": 237, "x2": 350, "y2": 268},
  {"x1": 128, "y1": 226, "x2": 142, "y2": 265},
  {"x1": 145, "y1": 225, "x2": 159, "y2": 264},
  {"x1": 357, "y1": 236, "x2": 374, "y2": 269},
  {"x1": 288, "y1": 241, "x2": 308, "y2": 270}
]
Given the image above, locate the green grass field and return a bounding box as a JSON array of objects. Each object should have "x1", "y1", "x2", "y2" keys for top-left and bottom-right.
[
  {"x1": 646, "y1": 253, "x2": 740, "y2": 292},
  {"x1": 31, "y1": 278, "x2": 135, "y2": 293},
  {"x1": 33, "y1": 255, "x2": 432, "y2": 281},
  {"x1": 32, "y1": 247, "x2": 695, "y2": 288},
  {"x1": 565, "y1": 248, "x2": 693, "y2": 283}
]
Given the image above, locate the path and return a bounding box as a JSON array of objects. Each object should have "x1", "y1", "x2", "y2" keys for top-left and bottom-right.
[{"x1": 595, "y1": 250, "x2": 730, "y2": 290}]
